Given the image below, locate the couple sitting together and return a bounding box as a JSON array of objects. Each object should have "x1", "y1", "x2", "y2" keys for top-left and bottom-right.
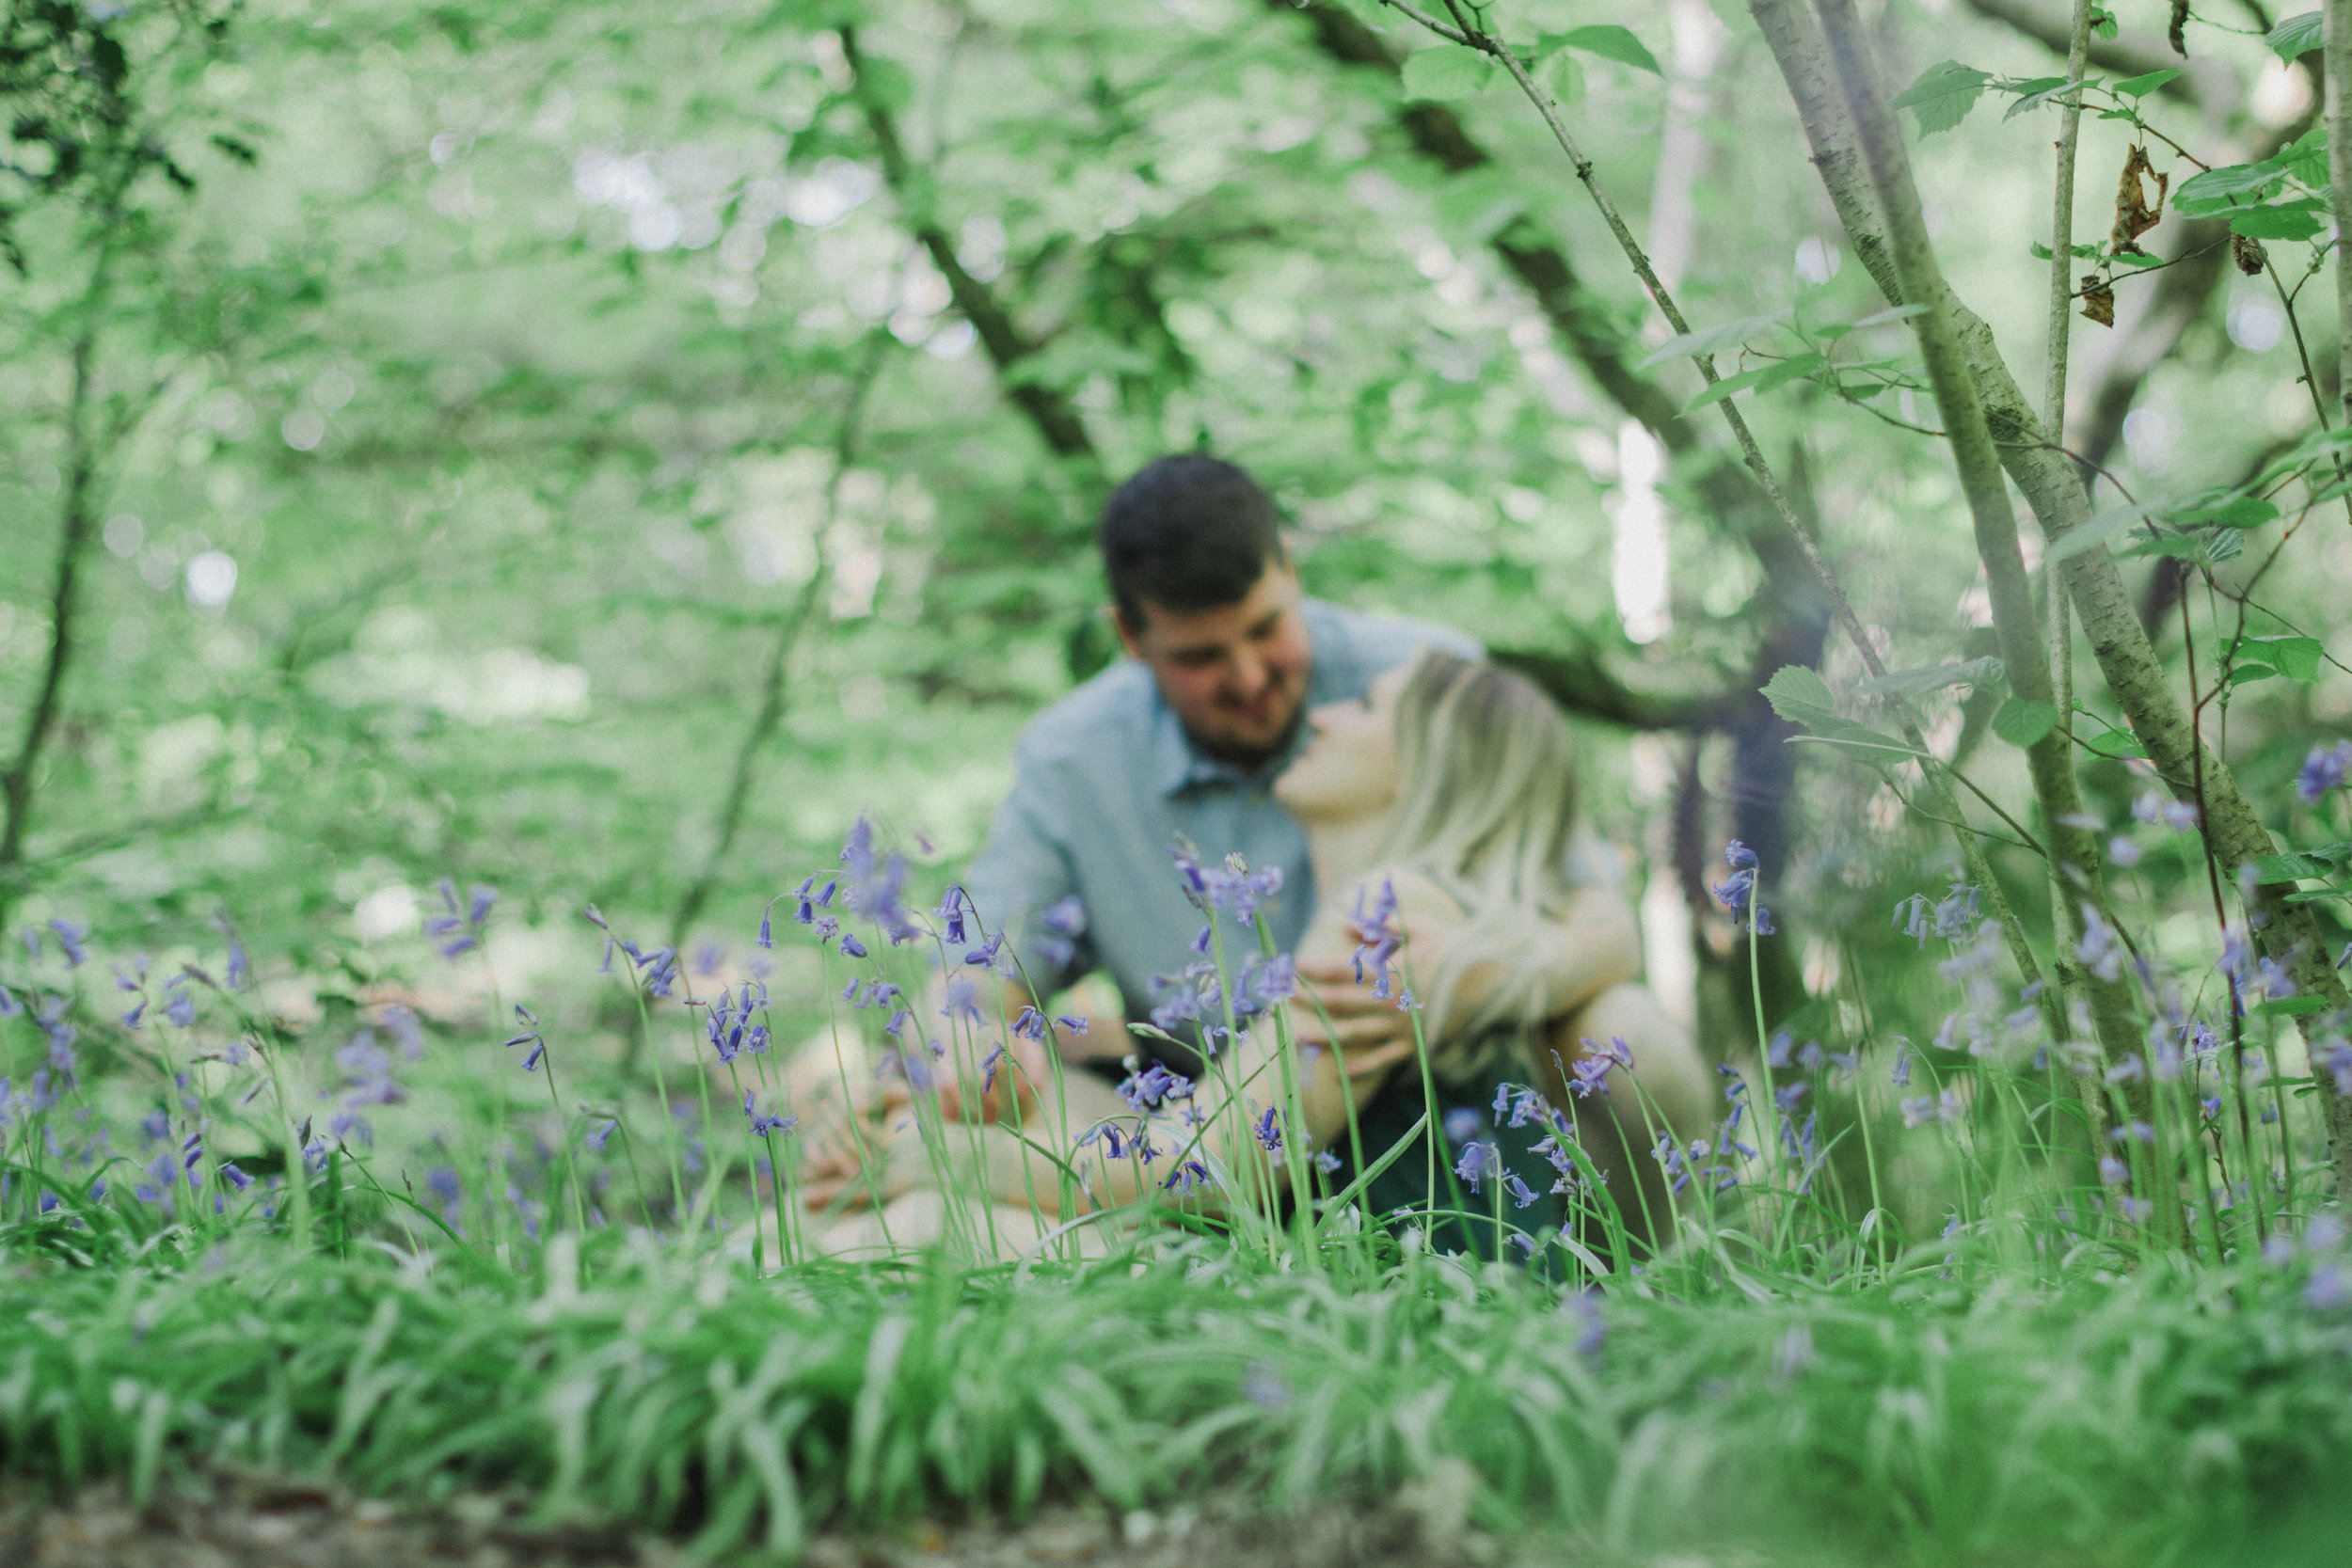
[{"x1": 797, "y1": 454, "x2": 1710, "y2": 1259}]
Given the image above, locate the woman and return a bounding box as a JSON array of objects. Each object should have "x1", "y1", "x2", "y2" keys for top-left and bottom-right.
[
  {"x1": 1261, "y1": 649, "x2": 1712, "y2": 1252},
  {"x1": 805, "y1": 651, "x2": 1710, "y2": 1259}
]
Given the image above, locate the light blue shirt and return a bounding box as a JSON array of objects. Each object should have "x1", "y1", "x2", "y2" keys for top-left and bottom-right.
[{"x1": 962, "y1": 597, "x2": 1481, "y2": 1026}]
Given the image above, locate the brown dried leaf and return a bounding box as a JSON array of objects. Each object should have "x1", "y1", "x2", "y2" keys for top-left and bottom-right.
[
  {"x1": 2080, "y1": 273, "x2": 2116, "y2": 327},
  {"x1": 2169, "y1": 0, "x2": 2188, "y2": 55},
  {"x1": 2233, "y1": 233, "x2": 2268, "y2": 277},
  {"x1": 2108, "y1": 144, "x2": 2169, "y2": 257}
]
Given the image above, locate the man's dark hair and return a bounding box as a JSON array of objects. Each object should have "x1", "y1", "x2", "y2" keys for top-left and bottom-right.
[{"x1": 1099, "y1": 454, "x2": 1289, "y2": 631}]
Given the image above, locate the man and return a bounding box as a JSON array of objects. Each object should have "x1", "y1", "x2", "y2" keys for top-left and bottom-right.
[
  {"x1": 962, "y1": 452, "x2": 1637, "y2": 1082},
  {"x1": 800, "y1": 454, "x2": 1640, "y2": 1221}
]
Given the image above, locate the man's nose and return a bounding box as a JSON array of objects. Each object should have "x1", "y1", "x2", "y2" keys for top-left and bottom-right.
[{"x1": 1228, "y1": 648, "x2": 1267, "y2": 698}]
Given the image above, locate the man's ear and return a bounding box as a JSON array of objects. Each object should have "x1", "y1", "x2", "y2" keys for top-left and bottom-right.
[{"x1": 1113, "y1": 604, "x2": 1147, "y2": 661}]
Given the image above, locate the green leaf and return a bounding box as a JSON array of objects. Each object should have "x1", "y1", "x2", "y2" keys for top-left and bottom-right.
[
  {"x1": 2254, "y1": 852, "x2": 2328, "y2": 883},
  {"x1": 2113, "y1": 68, "x2": 2183, "y2": 97},
  {"x1": 1543, "y1": 24, "x2": 1662, "y2": 76},
  {"x1": 2283, "y1": 124, "x2": 2329, "y2": 185},
  {"x1": 2231, "y1": 204, "x2": 2326, "y2": 241},
  {"x1": 1637, "y1": 310, "x2": 1789, "y2": 369},
  {"x1": 2306, "y1": 840, "x2": 2352, "y2": 863},
  {"x1": 2004, "y1": 76, "x2": 2094, "y2": 119},
  {"x1": 2174, "y1": 161, "x2": 2287, "y2": 216},
  {"x1": 2255, "y1": 994, "x2": 2331, "y2": 1017},
  {"x1": 2045, "y1": 498, "x2": 2159, "y2": 563},
  {"x1": 1401, "y1": 44, "x2": 1496, "y2": 101},
  {"x1": 1851, "y1": 303, "x2": 1931, "y2": 329},
  {"x1": 2030, "y1": 240, "x2": 2106, "y2": 261},
  {"x1": 2224, "y1": 663, "x2": 2280, "y2": 687},
  {"x1": 2092, "y1": 8, "x2": 2119, "y2": 40},
  {"x1": 2173, "y1": 493, "x2": 2278, "y2": 530},
  {"x1": 1540, "y1": 49, "x2": 1585, "y2": 105},
  {"x1": 2267, "y1": 10, "x2": 2324, "y2": 58},
  {"x1": 1681, "y1": 353, "x2": 1824, "y2": 414},
  {"x1": 1991, "y1": 697, "x2": 2058, "y2": 748},
  {"x1": 2248, "y1": 634, "x2": 2323, "y2": 681},
  {"x1": 1858, "y1": 656, "x2": 2005, "y2": 699},
  {"x1": 1760, "y1": 665, "x2": 1840, "y2": 729},
  {"x1": 1892, "y1": 61, "x2": 1992, "y2": 135}
]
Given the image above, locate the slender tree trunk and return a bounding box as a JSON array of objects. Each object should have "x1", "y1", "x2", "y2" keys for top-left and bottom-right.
[
  {"x1": 1754, "y1": 0, "x2": 2352, "y2": 1196},
  {"x1": 2328, "y1": 0, "x2": 2352, "y2": 434},
  {"x1": 1814, "y1": 0, "x2": 2151, "y2": 1176},
  {"x1": 0, "y1": 327, "x2": 103, "y2": 928},
  {"x1": 1370, "y1": 0, "x2": 2063, "y2": 1036},
  {"x1": 668, "y1": 337, "x2": 892, "y2": 948}
]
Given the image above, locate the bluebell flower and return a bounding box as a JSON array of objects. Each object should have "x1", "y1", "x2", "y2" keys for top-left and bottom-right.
[
  {"x1": 1712, "y1": 843, "x2": 1772, "y2": 933},
  {"x1": 1012, "y1": 1006, "x2": 1046, "y2": 1041},
  {"x1": 1441, "y1": 1106, "x2": 1482, "y2": 1146},
  {"x1": 962, "y1": 932, "x2": 1004, "y2": 968},
  {"x1": 934, "y1": 886, "x2": 970, "y2": 945},
  {"x1": 839, "y1": 816, "x2": 920, "y2": 944},
  {"x1": 2074, "y1": 904, "x2": 2123, "y2": 983},
  {"x1": 939, "y1": 974, "x2": 984, "y2": 1028},
  {"x1": 504, "y1": 1006, "x2": 548, "y2": 1072},
  {"x1": 840, "y1": 932, "x2": 869, "y2": 959},
  {"x1": 1242, "y1": 1362, "x2": 1288, "y2": 1409},
  {"x1": 1314, "y1": 1149, "x2": 1342, "y2": 1175},
  {"x1": 743, "y1": 1091, "x2": 797, "y2": 1138},
  {"x1": 1566, "y1": 1290, "x2": 1606, "y2": 1359},
  {"x1": 48, "y1": 919, "x2": 88, "y2": 967},
  {"x1": 1035, "y1": 895, "x2": 1086, "y2": 967},
  {"x1": 1502, "y1": 1172, "x2": 1539, "y2": 1210},
  {"x1": 1056, "y1": 1014, "x2": 1089, "y2": 1036},
  {"x1": 1348, "y1": 879, "x2": 1403, "y2": 999},
  {"x1": 0, "y1": 983, "x2": 18, "y2": 1019},
  {"x1": 2309, "y1": 1264, "x2": 2350, "y2": 1311},
  {"x1": 1164, "y1": 1159, "x2": 1211, "y2": 1196},
  {"x1": 1899, "y1": 1089, "x2": 1963, "y2": 1129},
  {"x1": 2296, "y1": 739, "x2": 2352, "y2": 805},
  {"x1": 163, "y1": 978, "x2": 195, "y2": 1028},
  {"x1": 1454, "y1": 1140, "x2": 1499, "y2": 1193},
  {"x1": 1253, "y1": 1105, "x2": 1282, "y2": 1153},
  {"x1": 1117, "y1": 1061, "x2": 1194, "y2": 1114}
]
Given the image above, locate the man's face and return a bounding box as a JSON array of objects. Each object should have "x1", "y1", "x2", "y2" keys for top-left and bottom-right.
[{"x1": 1118, "y1": 562, "x2": 1312, "y2": 768}]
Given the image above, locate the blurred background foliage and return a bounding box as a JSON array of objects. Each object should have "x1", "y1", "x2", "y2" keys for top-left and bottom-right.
[{"x1": 4, "y1": 0, "x2": 2348, "y2": 1085}]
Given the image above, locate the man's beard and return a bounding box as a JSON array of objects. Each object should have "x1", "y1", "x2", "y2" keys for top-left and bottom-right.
[{"x1": 1184, "y1": 689, "x2": 1306, "y2": 774}]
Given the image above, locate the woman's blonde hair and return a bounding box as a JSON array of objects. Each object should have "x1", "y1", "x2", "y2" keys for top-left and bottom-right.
[{"x1": 1374, "y1": 651, "x2": 1583, "y2": 1051}]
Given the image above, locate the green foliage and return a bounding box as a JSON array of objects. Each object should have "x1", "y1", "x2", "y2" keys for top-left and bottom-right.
[
  {"x1": 2267, "y1": 10, "x2": 2325, "y2": 59},
  {"x1": 1892, "y1": 61, "x2": 1992, "y2": 136},
  {"x1": 1540, "y1": 25, "x2": 1662, "y2": 78}
]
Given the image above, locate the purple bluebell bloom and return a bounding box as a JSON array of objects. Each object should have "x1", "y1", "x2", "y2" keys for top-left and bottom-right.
[
  {"x1": 1454, "y1": 1140, "x2": 1499, "y2": 1193},
  {"x1": 1348, "y1": 879, "x2": 1403, "y2": 999},
  {"x1": 1442, "y1": 1106, "x2": 1482, "y2": 1146},
  {"x1": 2296, "y1": 739, "x2": 2352, "y2": 806},
  {"x1": 934, "y1": 885, "x2": 970, "y2": 945},
  {"x1": 1253, "y1": 1105, "x2": 1282, "y2": 1153},
  {"x1": 48, "y1": 919, "x2": 88, "y2": 968},
  {"x1": 840, "y1": 817, "x2": 921, "y2": 944},
  {"x1": 2074, "y1": 904, "x2": 2123, "y2": 983},
  {"x1": 839, "y1": 932, "x2": 869, "y2": 959},
  {"x1": 1035, "y1": 895, "x2": 1086, "y2": 967},
  {"x1": 1712, "y1": 842, "x2": 1772, "y2": 934},
  {"x1": 1502, "y1": 1172, "x2": 1540, "y2": 1210},
  {"x1": 1117, "y1": 1061, "x2": 1194, "y2": 1113},
  {"x1": 1012, "y1": 1006, "x2": 1047, "y2": 1041}
]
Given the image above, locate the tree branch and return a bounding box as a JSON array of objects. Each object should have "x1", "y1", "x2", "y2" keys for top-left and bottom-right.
[{"x1": 843, "y1": 27, "x2": 1098, "y2": 466}]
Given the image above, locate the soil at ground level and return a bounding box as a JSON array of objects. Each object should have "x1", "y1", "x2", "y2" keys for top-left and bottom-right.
[{"x1": 1, "y1": 1465, "x2": 1524, "y2": 1568}]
